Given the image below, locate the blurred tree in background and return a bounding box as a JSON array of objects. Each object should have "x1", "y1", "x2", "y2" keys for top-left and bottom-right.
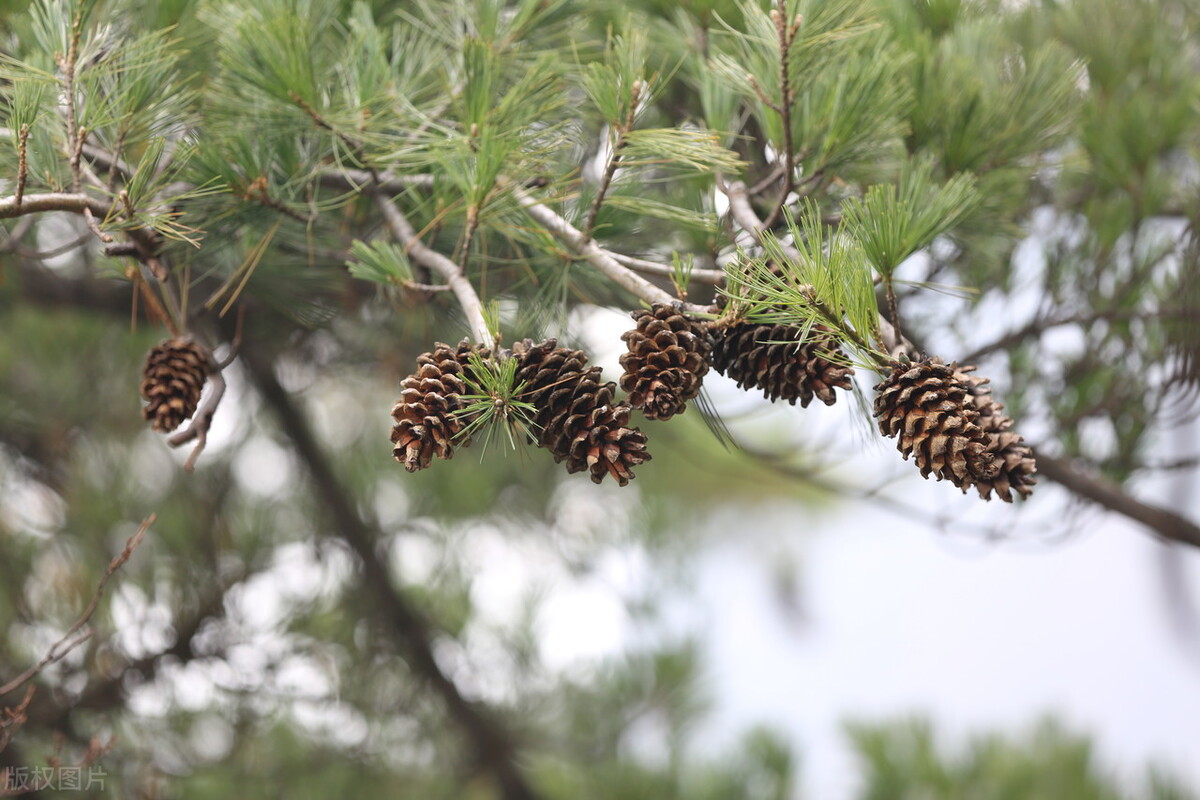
[{"x1": 1, "y1": 0, "x2": 1198, "y2": 796}]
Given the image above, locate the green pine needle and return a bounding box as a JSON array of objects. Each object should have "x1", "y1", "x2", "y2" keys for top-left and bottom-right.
[{"x1": 455, "y1": 352, "x2": 539, "y2": 458}]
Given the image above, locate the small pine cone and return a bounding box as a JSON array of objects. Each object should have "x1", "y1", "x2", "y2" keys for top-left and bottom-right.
[
  {"x1": 141, "y1": 338, "x2": 211, "y2": 433},
  {"x1": 873, "y1": 357, "x2": 999, "y2": 490},
  {"x1": 390, "y1": 342, "x2": 473, "y2": 472},
  {"x1": 710, "y1": 322, "x2": 854, "y2": 407},
  {"x1": 513, "y1": 338, "x2": 651, "y2": 485},
  {"x1": 955, "y1": 366, "x2": 1038, "y2": 502},
  {"x1": 619, "y1": 303, "x2": 712, "y2": 420}
]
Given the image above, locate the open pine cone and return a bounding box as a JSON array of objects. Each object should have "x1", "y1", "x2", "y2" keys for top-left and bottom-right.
[
  {"x1": 513, "y1": 338, "x2": 650, "y2": 486},
  {"x1": 390, "y1": 342, "x2": 475, "y2": 472},
  {"x1": 954, "y1": 365, "x2": 1038, "y2": 502},
  {"x1": 874, "y1": 357, "x2": 997, "y2": 488},
  {"x1": 141, "y1": 338, "x2": 212, "y2": 433},
  {"x1": 710, "y1": 322, "x2": 854, "y2": 407},
  {"x1": 619, "y1": 303, "x2": 712, "y2": 420}
]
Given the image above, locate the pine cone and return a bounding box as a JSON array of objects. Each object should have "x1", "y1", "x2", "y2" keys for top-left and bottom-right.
[
  {"x1": 390, "y1": 342, "x2": 474, "y2": 472},
  {"x1": 873, "y1": 357, "x2": 999, "y2": 491},
  {"x1": 955, "y1": 365, "x2": 1038, "y2": 502},
  {"x1": 619, "y1": 303, "x2": 712, "y2": 420},
  {"x1": 710, "y1": 322, "x2": 854, "y2": 407},
  {"x1": 141, "y1": 338, "x2": 211, "y2": 433},
  {"x1": 513, "y1": 338, "x2": 650, "y2": 485}
]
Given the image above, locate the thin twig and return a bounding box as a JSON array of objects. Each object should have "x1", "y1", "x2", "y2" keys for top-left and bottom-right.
[
  {"x1": 884, "y1": 279, "x2": 903, "y2": 346},
  {"x1": 14, "y1": 126, "x2": 29, "y2": 210},
  {"x1": 584, "y1": 80, "x2": 642, "y2": 238},
  {"x1": 0, "y1": 687, "x2": 34, "y2": 755},
  {"x1": 761, "y1": 10, "x2": 802, "y2": 229},
  {"x1": 58, "y1": 7, "x2": 84, "y2": 193},
  {"x1": 0, "y1": 515, "x2": 154, "y2": 698},
  {"x1": 167, "y1": 365, "x2": 226, "y2": 472}
]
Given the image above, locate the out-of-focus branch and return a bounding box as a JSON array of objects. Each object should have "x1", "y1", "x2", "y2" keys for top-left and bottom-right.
[
  {"x1": 0, "y1": 516, "x2": 153, "y2": 699},
  {"x1": 240, "y1": 342, "x2": 543, "y2": 800},
  {"x1": 961, "y1": 307, "x2": 1200, "y2": 365},
  {"x1": 1034, "y1": 452, "x2": 1200, "y2": 549},
  {"x1": 0, "y1": 192, "x2": 113, "y2": 220}
]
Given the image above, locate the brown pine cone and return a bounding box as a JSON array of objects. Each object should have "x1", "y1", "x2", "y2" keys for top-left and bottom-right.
[
  {"x1": 710, "y1": 322, "x2": 854, "y2": 407},
  {"x1": 873, "y1": 357, "x2": 999, "y2": 490},
  {"x1": 955, "y1": 365, "x2": 1038, "y2": 502},
  {"x1": 513, "y1": 338, "x2": 651, "y2": 485},
  {"x1": 141, "y1": 338, "x2": 212, "y2": 433},
  {"x1": 619, "y1": 303, "x2": 712, "y2": 420},
  {"x1": 390, "y1": 342, "x2": 473, "y2": 472}
]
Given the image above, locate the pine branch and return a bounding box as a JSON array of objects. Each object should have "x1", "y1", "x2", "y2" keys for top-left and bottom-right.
[
  {"x1": 0, "y1": 192, "x2": 112, "y2": 219},
  {"x1": 607, "y1": 251, "x2": 725, "y2": 285},
  {"x1": 321, "y1": 168, "x2": 726, "y2": 285},
  {"x1": 508, "y1": 182, "x2": 713, "y2": 314},
  {"x1": 720, "y1": 179, "x2": 914, "y2": 362},
  {"x1": 371, "y1": 189, "x2": 496, "y2": 348}
]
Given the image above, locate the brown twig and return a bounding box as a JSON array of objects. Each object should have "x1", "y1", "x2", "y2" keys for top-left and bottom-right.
[
  {"x1": 57, "y1": 8, "x2": 84, "y2": 193},
  {"x1": 761, "y1": 10, "x2": 802, "y2": 229},
  {"x1": 0, "y1": 516, "x2": 154, "y2": 698},
  {"x1": 14, "y1": 126, "x2": 29, "y2": 210},
  {"x1": 0, "y1": 688, "x2": 33, "y2": 755},
  {"x1": 883, "y1": 279, "x2": 903, "y2": 346},
  {"x1": 584, "y1": 80, "x2": 642, "y2": 238}
]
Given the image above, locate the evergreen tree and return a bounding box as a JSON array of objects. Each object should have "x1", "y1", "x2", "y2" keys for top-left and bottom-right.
[{"x1": 0, "y1": 0, "x2": 1198, "y2": 796}]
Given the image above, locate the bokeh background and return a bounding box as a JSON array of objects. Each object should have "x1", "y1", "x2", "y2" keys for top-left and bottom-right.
[{"x1": 3, "y1": 0, "x2": 1200, "y2": 797}]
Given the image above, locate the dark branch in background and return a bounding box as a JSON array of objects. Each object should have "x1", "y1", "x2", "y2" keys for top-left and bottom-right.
[
  {"x1": 0, "y1": 516, "x2": 153, "y2": 698},
  {"x1": 1034, "y1": 452, "x2": 1200, "y2": 549},
  {"x1": 240, "y1": 341, "x2": 543, "y2": 800},
  {"x1": 961, "y1": 307, "x2": 1200, "y2": 365}
]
